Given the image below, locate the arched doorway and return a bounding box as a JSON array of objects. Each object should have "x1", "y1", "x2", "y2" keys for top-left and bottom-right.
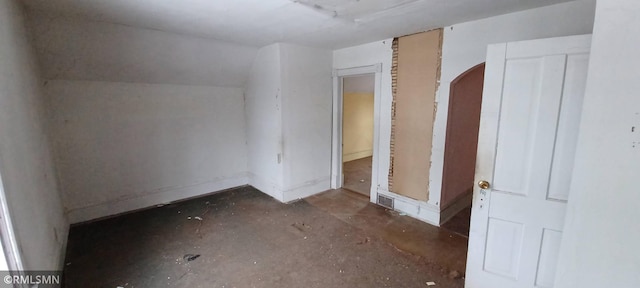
[{"x1": 440, "y1": 63, "x2": 485, "y2": 235}]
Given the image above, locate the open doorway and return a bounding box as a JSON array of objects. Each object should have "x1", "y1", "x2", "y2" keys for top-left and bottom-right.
[
  {"x1": 330, "y1": 64, "x2": 382, "y2": 204},
  {"x1": 341, "y1": 74, "x2": 375, "y2": 197},
  {"x1": 440, "y1": 63, "x2": 485, "y2": 237}
]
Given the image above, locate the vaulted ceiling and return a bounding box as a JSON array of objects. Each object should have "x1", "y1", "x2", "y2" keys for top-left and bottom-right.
[{"x1": 22, "y1": 0, "x2": 574, "y2": 49}]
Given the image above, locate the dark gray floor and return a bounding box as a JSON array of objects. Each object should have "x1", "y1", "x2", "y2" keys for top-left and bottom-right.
[
  {"x1": 63, "y1": 186, "x2": 467, "y2": 288},
  {"x1": 441, "y1": 206, "x2": 472, "y2": 238}
]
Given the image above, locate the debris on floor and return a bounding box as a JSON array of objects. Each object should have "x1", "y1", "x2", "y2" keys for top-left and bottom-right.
[
  {"x1": 183, "y1": 254, "x2": 200, "y2": 262},
  {"x1": 356, "y1": 237, "x2": 370, "y2": 245},
  {"x1": 64, "y1": 187, "x2": 467, "y2": 288},
  {"x1": 426, "y1": 281, "x2": 436, "y2": 286},
  {"x1": 194, "y1": 216, "x2": 203, "y2": 221},
  {"x1": 291, "y1": 222, "x2": 310, "y2": 232},
  {"x1": 448, "y1": 270, "x2": 462, "y2": 279}
]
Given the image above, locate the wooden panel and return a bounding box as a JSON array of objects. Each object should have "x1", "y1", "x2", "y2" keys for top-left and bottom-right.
[
  {"x1": 547, "y1": 54, "x2": 589, "y2": 202},
  {"x1": 391, "y1": 29, "x2": 442, "y2": 201},
  {"x1": 484, "y1": 218, "x2": 524, "y2": 279},
  {"x1": 535, "y1": 229, "x2": 563, "y2": 287},
  {"x1": 492, "y1": 58, "x2": 543, "y2": 196}
]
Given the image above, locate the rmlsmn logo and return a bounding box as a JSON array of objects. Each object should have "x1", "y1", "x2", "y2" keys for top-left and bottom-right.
[{"x1": 3, "y1": 273, "x2": 61, "y2": 286}]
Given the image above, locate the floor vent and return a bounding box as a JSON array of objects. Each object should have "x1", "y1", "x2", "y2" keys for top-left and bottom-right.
[{"x1": 377, "y1": 194, "x2": 394, "y2": 210}]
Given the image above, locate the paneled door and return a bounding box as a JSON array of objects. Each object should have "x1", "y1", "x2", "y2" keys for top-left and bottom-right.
[{"x1": 466, "y1": 35, "x2": 591, "y2": 288}]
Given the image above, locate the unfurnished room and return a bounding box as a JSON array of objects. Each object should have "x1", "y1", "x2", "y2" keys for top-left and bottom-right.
[{"x1": 0, "y1": 0, "x2": 638, "y2": 287}]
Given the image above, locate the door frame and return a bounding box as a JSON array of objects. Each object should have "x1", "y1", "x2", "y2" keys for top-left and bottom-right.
[
  {"x1": 331, "y1": 63, "x2": 382, "y2": 203},
  {"x1": 0, "y1": 172, "x2": 24, "y2": 271}
]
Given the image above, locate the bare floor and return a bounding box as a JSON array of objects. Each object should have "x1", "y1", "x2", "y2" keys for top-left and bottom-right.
[
  {"x1": 343, "y1": 156, "x2": 372, "y2": 196},
  {"x1": 63, "y1": 186, "x2": 467, "y2": 288},
  {"x1": 441, "y1": 206, "x2": 472, "y2": 238}
]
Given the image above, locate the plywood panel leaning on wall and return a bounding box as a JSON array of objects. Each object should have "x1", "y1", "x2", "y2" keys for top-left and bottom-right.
[{"x1": 391, "y1": 29, "x2": 443, "y2": 201}]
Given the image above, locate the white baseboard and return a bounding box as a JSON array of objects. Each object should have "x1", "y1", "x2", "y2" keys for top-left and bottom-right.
[
  {"x1": 67, "y1": 174, "x2": 249, "y2": 224},
  {"x1": 440, "y1": 192, "x2": 473, "y2": 225},
  {"x1": 248, "y1": 173, "x2": 284, "y2": 202},
  {"x1": 343, "y1": 150, "x2": 373, "y2": 162},
  {"x1": 282, "y1": 177, "x2": 331, "y2": 203},
  {"x1": 376, "y1": 188, "x2": 441, "y2": 226}
]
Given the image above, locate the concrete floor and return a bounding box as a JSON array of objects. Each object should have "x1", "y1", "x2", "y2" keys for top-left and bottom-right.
[
  {"x1": 63, "y1": 186, "x2": 468, "y2": 288},
  {"x1": 343, "y1": 156, "x2": 372, "y2": 196}
]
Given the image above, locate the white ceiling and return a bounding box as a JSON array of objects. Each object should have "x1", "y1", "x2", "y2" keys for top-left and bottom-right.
[{"x1": 21, "y1": 0, "x2": 575, "y2": 49}]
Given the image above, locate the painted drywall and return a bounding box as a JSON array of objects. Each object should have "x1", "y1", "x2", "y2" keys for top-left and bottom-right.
[
  {"x1": 342, "y1": 75, "x2": 375, "y2": 162},
  {"x1": 27, "y1": 12, "x2": 258, "y2": 87},
  {"x1": 245, "y1": 43, "x2": 332, "y2": 202},
  {"x1": 46, "y1": 80, "x2": 248, "y2": 223},
  {"x1": 555, "y1": 1, "x2": 640, "y2": 287},
  {"x1": 428, "y1": 0, "x2": 596, "y2": 209},
  {"x1": 392, "y1": 30, "x2": 442, "y2": 202},
  {"x1": 245, "y1": 44, "x2": 285, "y2": 200},
  {"x1": 0, "y1": 0, "x2": 67, "y2": 270},
  {"x1": 342, "y1": 92, "x2": 374, "y2": 162},
  {"x1": 280, "y1": 43, "x2": 333, "y2": 201}
]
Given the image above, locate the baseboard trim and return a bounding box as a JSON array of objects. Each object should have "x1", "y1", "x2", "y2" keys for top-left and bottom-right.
[
  {"x1": 440, "y1": 192, "x2": 473, "y2": 225},
  {"x1": 343, "y1": 150, "x2": 373, "y2": 162},
  {"x1": 67, "y1": 174, "x2": 249, "y2": 224},
  {"x1": 282, "y1": 177, "x2": 331, "y2": 203},
  {"x1": 376, "y1": 188, "x2": 440, "y2": 226}
]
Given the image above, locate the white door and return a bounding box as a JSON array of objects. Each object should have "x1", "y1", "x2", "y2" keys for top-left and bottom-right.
[{"x1": 466, "y1": 35, "x2": 591, "y2": 288}]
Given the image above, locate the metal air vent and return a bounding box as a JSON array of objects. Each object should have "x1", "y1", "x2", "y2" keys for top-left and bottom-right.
[{"x1": 377, "y1": 194, "x2": 394, "y2": 210}]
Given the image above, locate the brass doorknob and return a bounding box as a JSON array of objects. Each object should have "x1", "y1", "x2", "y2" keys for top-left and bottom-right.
[{"x1": 478, "y1": 180, "x2": 491, "y2": 189}]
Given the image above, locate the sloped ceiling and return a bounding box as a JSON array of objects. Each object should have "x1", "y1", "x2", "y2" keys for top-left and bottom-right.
[
  {"x1": 22, "y1": 0, "x2": 574, "y2": 49},
  {"x1": 28, "y1": 12, "x2": 258, "y2": 86}
]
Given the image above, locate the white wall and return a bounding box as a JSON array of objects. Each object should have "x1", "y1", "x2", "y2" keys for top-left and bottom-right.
[
  {"x1": 0, "y1": 0, "x2": 67, "y2": 270},
  {"x1": 555, "y1": 0, "x2": 640, "y2": 287},
  {"x1": 27, "y1": 12, "x2": 258, "y2": 87},
  {"x1": 280, "y1": 43, "x2": 333, "y2": 201},
  {"x1": 245, "y1": 44, "x2": 285, "y2": 200},
  {"x1": 47, "y1": 81, "x2": 248, "y2": 223},
  {"x1": 245, "y1": 43, "x2": 332, "y2": 202},
  {"x1": 27, "y1": 13, "x2": 257, "y2": 223},
  {"x1": 428, "y1": 0, "x2": 596, "y2": 209}
]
